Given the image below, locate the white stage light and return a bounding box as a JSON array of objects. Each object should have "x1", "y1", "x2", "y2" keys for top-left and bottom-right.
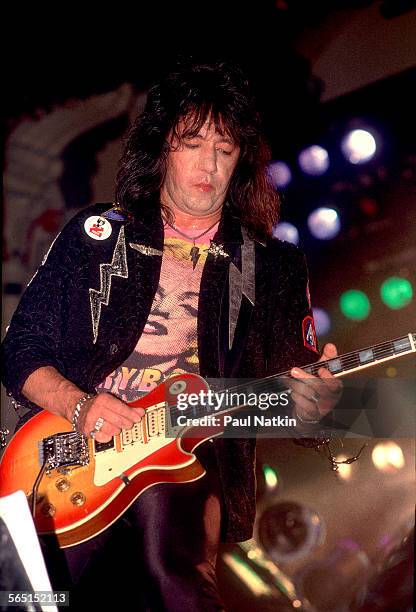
[
  {"x1": 298, "y1": 145, "x2": 329, "y2": 176},
  {"x1": 341, "y1": 129, "x2": 377, "y2": 164},
  {"x1": 312, "y1": 307, "x2": 331, "y2": 335},
  {"x1": 307, "y1": 207, "x2": 341, "y2": 240},
  {"x1": 272, "y1": 221, "x2": 299, "y2": 245},
  {"x1": 267, "y1": 161, "x2": 292, "y2": 188}
]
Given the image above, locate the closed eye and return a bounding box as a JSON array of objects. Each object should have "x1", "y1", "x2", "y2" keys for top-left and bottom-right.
[{"x1": 182, "y1": 304, "x2": 198, "y2": 316}]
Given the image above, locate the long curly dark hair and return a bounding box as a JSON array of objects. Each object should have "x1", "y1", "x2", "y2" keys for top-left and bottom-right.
[{"x1": 115, "y1": 61, "x2": 280, "y2": 239}]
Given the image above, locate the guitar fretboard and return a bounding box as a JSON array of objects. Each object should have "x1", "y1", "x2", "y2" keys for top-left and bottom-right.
[
  {"x1": 240, "y1": 333, "x2": 416, "y2": 399},
  {"x1": 291, "y1": 333, "x2": 415, "y2": 378}
]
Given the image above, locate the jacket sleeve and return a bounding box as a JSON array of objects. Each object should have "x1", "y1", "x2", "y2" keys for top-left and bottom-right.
[
  {"x1": 266, "y1": 243, "x2": 320, "y2": 376},
  {"x1": 1, "y1": 212, "x2": 85, "y2": 406},
  {"x1": 265, "y1": 242, "x2": 340, "y2": 439}
]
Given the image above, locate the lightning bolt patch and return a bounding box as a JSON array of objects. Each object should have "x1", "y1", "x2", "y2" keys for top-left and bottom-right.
[
  {"x1": 89, "y1": 226, "x2": 128, "y2": 344},
  {"x1": 228, "y1": 228, "x2": 256, "y2": 349}
]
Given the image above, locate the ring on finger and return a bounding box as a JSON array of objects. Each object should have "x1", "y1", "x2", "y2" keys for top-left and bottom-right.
[
  {"x1": 311, "y1": 392, "x2": 320, "y2": 404},
  {"x1": 94, "y1": 416, "x2": 105, "y2": 432}
]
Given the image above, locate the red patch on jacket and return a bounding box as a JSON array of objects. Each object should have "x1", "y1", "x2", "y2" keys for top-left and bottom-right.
[{"x1": 302, "y1": 315, "x2": 319, "y2": 353}]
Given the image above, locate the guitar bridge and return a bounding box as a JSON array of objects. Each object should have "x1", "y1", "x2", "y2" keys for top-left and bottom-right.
[{"x1": 39, "y1": 432, "x2": 90, "y2": 471}]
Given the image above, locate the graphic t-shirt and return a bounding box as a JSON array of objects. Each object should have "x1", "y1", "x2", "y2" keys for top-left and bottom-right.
[{"x1": 96, "y1": 223, "x2": 218, "y2": 402}]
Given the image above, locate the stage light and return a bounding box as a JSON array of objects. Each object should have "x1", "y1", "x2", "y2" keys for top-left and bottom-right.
[
  {"x1": 340, "y1": 290, "x2": 371, "y2": 321},
  {"x1": 359, "y1": 197, "x2": 378, "y2": 216},
  {"x1": 238, "y1": 540, "x2": 297, "y2": 599},
  {"x1": 222, "y1": 552, "x2": 272, "y2": 596},
  {"x1": 298, "y1": 145, "x2": 329, "y2": 176},
  {"x1": 272, "y1": 221, "x2": 299, "y2": 245},
  {"x1": 372, "y1": 442, "x2": 405, "y2": 473},
  {"x1": 263, "y1": 464, "x2": 279, "y2": 490},
  {"x1": 335, "y1": 455, "x2": 353, "y2": 481},
  {"x1": 257, "y1": 501, "x2": 325, "y2": 563},
  {"x1": 307, "y1": 207, "x2": 341, "y2": 240},
  {"x1": 380, "y1": 276, "x2": 413, "y2": 309},
  {"x1": 267, "y1": 161, "x2": 292, "y2": 188},
  {"x1": 312, "y1": 307, "x2": 331, "y2": 335},
  {"x1": 341, "y1": 129, "x2": 377, "y2": 164}
]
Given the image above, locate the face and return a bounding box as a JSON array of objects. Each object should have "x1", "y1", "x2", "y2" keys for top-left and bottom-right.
[{"x1": 160, "y1": 119, "x2": 240, "y2": 217}]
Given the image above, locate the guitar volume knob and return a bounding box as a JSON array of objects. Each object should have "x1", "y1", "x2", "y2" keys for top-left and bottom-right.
[
  {"x1": 55, "y1": 477, "x2": 70, "y2": 491},
  {"x1": 41, "y1": 503, "x2": 56, "y2": 517},
  {"x1": 70, "y1": 492, "x2": 86, "y2": 506}
]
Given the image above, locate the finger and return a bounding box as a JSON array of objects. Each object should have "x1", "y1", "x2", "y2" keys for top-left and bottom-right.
[
  {"x1": 290, "y1": 371, "x2": 326, "y2": 398},
  {"x1": 291, "y1": 392, "x2": 321, "y2": 420},
  {"x1": 91, "y1": 395, "x2": 144, "y2": 428},
  {"x1": 317, "y1": 367, "x2": 343, "y2": 395},
  {"x1": 104, "y1": 398, "x2": 145, "y2": 422},
  {"x1": 93, "y1": 420, "x2": 127, "y2": 443},
  {"x1": 318, "y1": 343, "x2": 338, "y2": 362},
  {"x1": 131, "y1": 407, "x2": 146, "y2": 420},
  {"x1": 291, "y1": 372, "x2": 341, "y2": 413},
  {"x1": 288, "y1": 377, "x2": 310, "y2": 397},
  {"x1": 291, "y1": 367, "x2": 315, "y2": 381}
]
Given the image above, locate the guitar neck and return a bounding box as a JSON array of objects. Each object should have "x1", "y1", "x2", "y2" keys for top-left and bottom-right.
[
  {"x1": 220, "y1": 332, "x2": 416, "y2": 402},
  {"x1": 292, "y1": 332, "x2": 416, "y2": 379},
  {"x1": 117, "y1": 332, "x2": 416, "y2": 435}
]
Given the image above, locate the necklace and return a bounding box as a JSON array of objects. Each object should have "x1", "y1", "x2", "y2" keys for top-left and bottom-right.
[{"x1": 165, "y1": 221, "x2": 219, "y2": 268}]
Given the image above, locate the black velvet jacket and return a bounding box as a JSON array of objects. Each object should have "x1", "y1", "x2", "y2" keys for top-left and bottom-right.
[{"x1": 1, "y1": 201, "x2": 318, "y2": 542}]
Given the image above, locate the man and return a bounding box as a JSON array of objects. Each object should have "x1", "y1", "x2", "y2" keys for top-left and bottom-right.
[{"x1": 2, "y1": 61, "x2": 341, "y2": 610}]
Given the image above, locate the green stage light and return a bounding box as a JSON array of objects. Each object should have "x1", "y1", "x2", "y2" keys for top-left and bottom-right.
[
  {"x1": 262, "y1": 464, "x2": 279, "y2": 489},
  {"x1": 340, "y1": 290, "x2": 371, "y2": 321},
  {"x1": 380, "y1": 277, "x2": 413, "y2": 309}
]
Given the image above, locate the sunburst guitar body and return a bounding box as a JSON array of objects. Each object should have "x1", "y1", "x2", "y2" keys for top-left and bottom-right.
[{"x1": 0, "y1": 374, "x2": 216, "y2": 548}]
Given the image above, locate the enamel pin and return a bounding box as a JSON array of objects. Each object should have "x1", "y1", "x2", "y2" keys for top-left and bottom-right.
[
  {"x1": 206, "y1": 242, "x2": 229, "y2": 259},
  {"x1": 84, "y1": 216, "x2": 112, "y2": 241}
]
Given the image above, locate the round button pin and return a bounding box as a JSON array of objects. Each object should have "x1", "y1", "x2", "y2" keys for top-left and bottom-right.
[{"x1": 84, "y1": 216, "x2": 112, "y2": 241}]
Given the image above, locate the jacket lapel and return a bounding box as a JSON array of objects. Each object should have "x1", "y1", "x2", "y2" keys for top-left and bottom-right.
[{"x1": 198, "y1": 204, "x2": 257, "y2": 378}]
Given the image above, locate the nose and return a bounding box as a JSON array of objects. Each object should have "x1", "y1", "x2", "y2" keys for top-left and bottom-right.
[{"x1": 198, "y1": 148, "x2": 217, "y2": 174}]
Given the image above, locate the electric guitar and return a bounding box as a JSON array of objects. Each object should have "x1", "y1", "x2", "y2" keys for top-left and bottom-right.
[{"x1": 0, "y1": 333, "x2": 414, "y2": 548}]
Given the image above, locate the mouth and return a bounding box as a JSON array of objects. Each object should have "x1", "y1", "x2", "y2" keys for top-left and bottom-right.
[
  {"x1": 143, "y1": 321, "x2": 168, "y2": 335},
  {"x1": 194, "y1": 183, "x2": 214, "y2": 193}
]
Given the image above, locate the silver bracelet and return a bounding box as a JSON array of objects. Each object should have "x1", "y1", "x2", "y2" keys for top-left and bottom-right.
[
  {"x1": 294, "y1": 407, "x2": 320, "y2": 425},
  {"x1": 71, "y1": 393, "x2": 95, "y2": 432}
]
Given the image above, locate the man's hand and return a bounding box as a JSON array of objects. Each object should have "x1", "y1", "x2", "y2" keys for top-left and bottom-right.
[
  {"x1": 22, "y1": 366, "x2": 145, "y2": 443},
  {"x1": 75, "y1": 393, "x2": 145, "y2": 443},
  {"x1": 290, "y1": 343, "x2": 343, "y2": 425}
]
